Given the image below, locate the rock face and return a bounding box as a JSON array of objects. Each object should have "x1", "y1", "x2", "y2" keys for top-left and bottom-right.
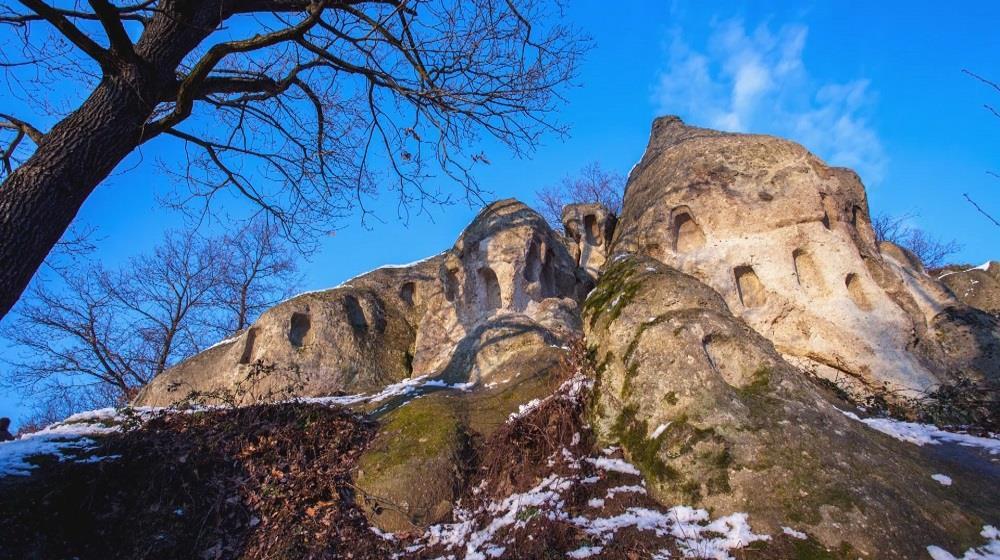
[
  {"x1": 938, "y1": 261, "x2": 1000, "y2": 318},
  {"x1": 612, "y1": 116, "x2": 999, "y2": 400},
  {"x1": 561, "y1": 202, "x2": 616, "y2": 280},
  {"x1": 137, "y1": 200, "x2": 585, "y2": 407},
  {"x1": 131, "y1": 117, "x2": 1000, "y2": 555},
  {"x1": 137, "y1": 199, "x2": 586, "y2": 532},
  {"x1": 583, "y1": 255, "x2": 996, "y2": 557}
]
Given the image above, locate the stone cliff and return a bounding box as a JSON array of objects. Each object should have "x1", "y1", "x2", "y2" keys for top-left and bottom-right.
[{"x1": 128, "y1": 117, "x2": 999, "y2": 558}]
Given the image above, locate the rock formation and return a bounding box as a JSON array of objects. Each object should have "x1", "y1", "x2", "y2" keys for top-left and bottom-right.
[
  {"x1": 125, "y1": 117, "x2": 1000, "y2": 557},
  {"x1": 137, "y1": 200, "x2": 586, "y2": 407},
  {"x1": 613, "y1": 116, "x2": 999, "y2": 401},
  {"x1": 938, "y1": 261, "x2": 1000, "y2": 318},
  {"x1": 583, "y1": 255, "x2": 996, "y2": 557}
]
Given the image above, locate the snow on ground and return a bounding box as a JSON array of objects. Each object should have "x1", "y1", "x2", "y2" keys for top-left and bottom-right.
[
  {"x1": 931, "y1": 474, "x2": 953, "y2": 486},
  {"x1": 936, "y1": 262, "x2": 994, "y2": 280},
  {"x1": 507, "y1": 399, "x2": 544, "y2": 422},
  {"x1": 403, "y1": 449, "x2": 769, "y2": 560},
  {"x1": 927, "y1": 525, "x2": 1000, "y2": 560},
  {"x1": 584, "y1": 457, "x2": 641, "y2": 476},
  {"x1": 2, "y1": 373, "x2": 476, "y2": 478},
  {"x1": 567, "y1": 545, "x2": 603, "y2": 558},
  {"x1": 300, "y1": 374, "x2": 474, "y2": 408},
  {"x1": 651, "y1": 423, "x2": 670, "y2": 439},
  {"x1": 782, "y1": 527, "x2": 807, "y2": 540},
  {"x1": 836, "y1": 408, "x2": 1000, "y2": 455},
  {"x1": 392, "y1": 372, "x2": 770, "y2": 560},
  {"x1": 0, "y1": 414, "x2": 128, "y2": 476}
]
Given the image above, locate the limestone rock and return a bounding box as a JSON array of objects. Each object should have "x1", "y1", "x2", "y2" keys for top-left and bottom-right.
[
  {"x1": 137, "y1": 200, "x2": 586, "y2": 407},
  {"x1": 135, "y1": 262, "x2": 436, "y2": 406},
  {"x1": 354, "y1": 395, "x2": 467, "y2": 533},
  {"x1": 613, "y1": 115, "x2": 998, "y2": 400},
  {"x1": 583, "y1": 255, "x2": 996, "y2": 558},
  {"x1": 938, "y1": 261, "x2": 1000, "y2": 318},
  {"x1": 136, "y1": 199, "x2": 586, "y2": 532},
  {"x1": 127, "y1": 117, "x2": 1000, "y2": 554},
  {"x1": 561, "y1": 203, "x2": 616, "y2": 280},
  {"x1": 410, "y1": 199, "x2": 585, "y2": 381}
]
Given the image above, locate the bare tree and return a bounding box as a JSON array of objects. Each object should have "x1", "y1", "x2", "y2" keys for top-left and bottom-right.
[
  {"x1": 535, "y1": 162, "x2": 624, "y2": 229},
  {"x1": 0, "y1": 1, "x2": 585, "y2": 322},
  {"x1": 210, "y1": 218, "x2": 300, "y2": 336},
  {"x1": 1, "y1": 225, "x2": 298, "y2": 412},
  {"x1": 872, "y1": 212, "x2": 963, "y2": 270},
  {"x1": 962, "y1": 69, "x2": 1000, "y2": 227}
]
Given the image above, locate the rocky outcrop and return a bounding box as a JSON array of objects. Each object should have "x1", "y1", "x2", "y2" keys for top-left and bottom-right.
[
  {"x1": 612, "y1": 116, "x2": 999, "y2": 400},
  {"x1": 126, "y1": 117, "x2": 1000, "y2": 556},
  {"x1": 561, "y1": 202, "x2": 616, "y2": 280},
  {"x1": 583, "y1": 255, "x2": 996, "y2": 557},
  {"x1": 135, "y1": 261, "x2": 436, "y2": 406},
  {"x1": 137, "y1": 200, "x2": 585, "y2": 407},
  {"x1": 938, "y1": 261, "x2": 1000, "y2": 318}
]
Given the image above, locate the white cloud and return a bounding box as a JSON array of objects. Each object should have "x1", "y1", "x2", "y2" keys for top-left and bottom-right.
[{"x1": 653, "y1": 19, "x2": 886, "y2": 185}]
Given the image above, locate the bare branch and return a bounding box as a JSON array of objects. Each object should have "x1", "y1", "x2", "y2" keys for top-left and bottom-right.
[
  {"x1": 0, "y1": 112, "x2": 44, "y2": 143},
  {"x1": 964, "y1": 68, "x2": 1000, "y2": 94},
  {"x1": 88, "y1": 0, "x2": 136, "y2": 60},
  {"x1": 18, "y1": 0, "x2": 111, "y2": 68},
  {"x1": 142, "y1": 3, "x2": 327, "y2": 140},
  {"x1": 963, "y1": 193, "x2": 1000, "y2": 227}
]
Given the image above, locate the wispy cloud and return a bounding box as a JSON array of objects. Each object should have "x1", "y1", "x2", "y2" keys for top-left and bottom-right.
[{"x1": 653, "y1": 19, "x2": 886, "y2": 184}]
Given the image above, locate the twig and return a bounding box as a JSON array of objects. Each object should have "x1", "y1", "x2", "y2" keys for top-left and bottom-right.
[{"x1": 963, "y1": 193, "x2": 1000, "y2": 227}]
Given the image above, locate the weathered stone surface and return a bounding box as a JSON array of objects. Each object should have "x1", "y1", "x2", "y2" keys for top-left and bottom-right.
[
  {"x1": 354, "y1": 394, "x2": 467, "y2": 533},
  {"x1": 938, "y1": 261, "x2": 1000, "y2": 318},
  {"x1": 612, "y1": 115, "x2": 998, "y2": 400},
  {"x1": 583, "y1": 255, "x2": 997, "y2": 558},
  {"x1": 137, "y1": 200, "x2": 586, "y2": 407},
  {"x1": 561, "y1": 202, "x2": 616, "y2": 280},
  {"x1": 130, "y1": 117, "x2": 1000, "y2": 554},
  {"x1": 135, "y1": 261, "x2": 438, "y2": 406}
]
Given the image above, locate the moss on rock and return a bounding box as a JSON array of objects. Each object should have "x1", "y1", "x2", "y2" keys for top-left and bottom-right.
[{"x1": 354, "y1": 394, "x2": 467, "y2": 532}]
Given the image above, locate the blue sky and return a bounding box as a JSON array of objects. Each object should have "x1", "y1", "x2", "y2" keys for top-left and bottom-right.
[{"x1": 1, "y1": 0, "x2": 998, "y2": 424}]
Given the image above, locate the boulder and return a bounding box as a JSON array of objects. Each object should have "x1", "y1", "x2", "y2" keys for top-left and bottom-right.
[
  {"x1": 354, "y1": 394, "x2": 468, "y2": 533},
  {"x1": 583, "y1": 255, "x2": 997, "y2": 558}
]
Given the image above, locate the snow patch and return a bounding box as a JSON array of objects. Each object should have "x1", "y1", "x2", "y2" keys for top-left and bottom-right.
[
  {"x1": 836, "y1": 408, "x2": 1000, "y2": 455},
  {"x1": 302, "y1": 374, "x2": 474, "y2": 408},
  {"x1": 782, "y1": 526, "x2": 807, "y2": 540},
  {"x1": 584, "y1": 457, "x2": 641, "y2": 476},
  {"x1": 605, "y1": 485, "x2": 646, "y2": 499},
  {"x1": 508, "y1": 399, "x2": 544, "y2": 422},
  {"x1": 651, "y1": 422, "x2": 671, "y2": 439},
  {"x1": 567, "y1": 545, "x2": 603, "y2": 558},
  {"x1": 927, "y1": 525, "x2": 1000, "y2": 560},
  {"x1": 931, "y1": 474, "x2": 953, "y2": 486},
  {"x1": 937, "y1": 262, "x2": 995, "y2": 280},
  {"x1": 0, "y1": 415, "x2": 127, "y2": 477}
]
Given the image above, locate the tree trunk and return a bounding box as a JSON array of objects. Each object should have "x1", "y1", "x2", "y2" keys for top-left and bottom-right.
[
  {"x1": 0, "y1": 4, "x2": 225, "y2": 322},
  {"x1": 0, "y1": 75, "x2": 156, "y2": 321}
]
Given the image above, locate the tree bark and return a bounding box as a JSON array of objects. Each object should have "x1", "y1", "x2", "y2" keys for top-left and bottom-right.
[{"x1": 0, "y1": 4, "x2": 224, "y2": 322}]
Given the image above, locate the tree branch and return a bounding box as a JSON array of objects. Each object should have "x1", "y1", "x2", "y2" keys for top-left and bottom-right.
[
  {"x1": 0, "y1": 113, "x2": 45, "y2": 175},
  {"x1": 0, "y1": 112, "x2": 44, "y2": 143},
  {"x1": 964, "y1": 192, "x2": 1000, "y2": 227},
  {"x1": 88, "y1": 0, "x2": 136, "y2": 60},
  {"x1": 141, "y1": 3, "x2": 327, "y2": 141},
  {"x1": 18, "y1": 0, "x2": 111, "y2": 69},
  {"x1": 964, "y1": 69, "x2": 1000, "y2": 93}
]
